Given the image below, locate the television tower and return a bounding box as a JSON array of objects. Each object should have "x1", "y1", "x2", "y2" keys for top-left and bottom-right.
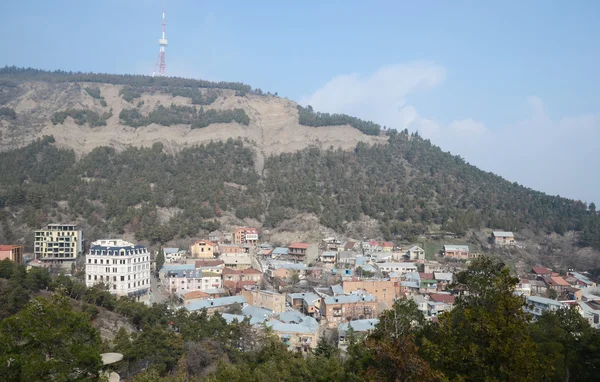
[{"x1": 152, "y1": 10, "x2": 168, "y2": 77}]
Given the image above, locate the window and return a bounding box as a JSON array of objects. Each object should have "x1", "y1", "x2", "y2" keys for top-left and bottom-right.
[
  {"x1": 121, "y1": 276, "x2": 125, "y2": 281},
  {"x1": 94, "y1": 275, "x2": 97, "y2": 281},
  {"x1": 88, "y1": 275, "x2": 91, "y2": 280}
]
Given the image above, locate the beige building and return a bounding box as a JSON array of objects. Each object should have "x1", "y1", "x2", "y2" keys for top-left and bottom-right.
[
  {"x1": 219, "y1": 253, "x2": 252, "y2": 269},
  {"x1": 406, "y1": 246, "x2": 425, "y2": 261},
  {"x1": 443, "y1": 245, "x2": 469, "y2": 259},
  {"x1": 218, "y1": 244, "x2": 246, "y2": 255},
  {"x1": 34, "y1": 224, "x2": 83, "y2": 265},
  {"x1": 492, "y1": 231, "x2": 515, "y2": 246},
  {"x1": 343, "y1": 280, "x2": 400, "y2": 309},
  {"x1": 242, "y1": 289, "x2": 286, "y2": 313},
  {"x1": 190, "y1": 240, "x2": 217, "y2": 258},
  {"x1": 321, "y1": 294, "x2": 378, "y2": 328}
]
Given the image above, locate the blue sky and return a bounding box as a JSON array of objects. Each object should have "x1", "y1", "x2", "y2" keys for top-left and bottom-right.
[{"x1": 3, "y1": 1, "x2": 599, "y2": 203}]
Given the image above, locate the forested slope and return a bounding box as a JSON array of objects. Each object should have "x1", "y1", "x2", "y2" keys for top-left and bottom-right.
[{"x1": 0, "y1": 132, "x2": 598, "y2": 256}]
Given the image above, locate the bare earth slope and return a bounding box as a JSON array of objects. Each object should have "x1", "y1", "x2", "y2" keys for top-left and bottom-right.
[{"x1": 0, "y1": 82, "x2": 385, "y2": 168}]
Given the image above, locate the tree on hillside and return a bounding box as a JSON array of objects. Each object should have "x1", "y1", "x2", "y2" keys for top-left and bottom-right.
[
  {"x1": 423, "y1": 256, "x2": 544, "y2": 381},
  {"x1": 0, "y1": 294, "x2": 102, "y2": 381},
  {"x1": 156, "y1": 250, "x2": 165, "y2": 272}
]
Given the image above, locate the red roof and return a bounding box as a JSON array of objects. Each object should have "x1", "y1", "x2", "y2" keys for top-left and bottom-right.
[
  {"x1": 382, "y1": 242, "x2": 394, "y2": 247},
  {"x1": 545, "y1": 276, "x2": 570, "y2": 287},
  {"x1": 183, "y1": 291, "x2": 210, "y2": 300},
  {"x1": 532, "y1": 267, "x2": 552, "y2": 275},
  {"x1": 0, "y1": 245, "x2": 20, "y2": 251},
  {"x1": 429, "y1": 293, "x2": 455, "y2": 304},
  {"x1": 289, "y1": 242, "x2": 310, "y2": 249},
  {"x1": 420, "y1": 272, "x2": 435, "y2": 280},
  {"x1": 241, "y1": 268, "x2": 262, "y2": 275},
  {"x1": 195, "y1": 260, "x2": 224, "y2": 268},
  {"x1": 222, "y1": 267, "x2": 242, "y2": 275},
  {"x1": 344, "y1": 242, "x2": 356, "y2": 250}
]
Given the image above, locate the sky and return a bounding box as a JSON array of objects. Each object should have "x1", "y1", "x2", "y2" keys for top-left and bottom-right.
[{"x1": 2, "y1": 0, "x2": 599, "y2": 204}]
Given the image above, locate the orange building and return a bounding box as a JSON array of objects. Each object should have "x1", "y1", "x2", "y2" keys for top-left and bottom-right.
[
  {"x1": 233, "y1": 227, "x2": 259, "y2": 245},
  {"x1": 0, "y1": 245, "x2": 24, "y2": 264},
  {"x1": 189, "y1": 240, "x2": 217, "y2": 258}
]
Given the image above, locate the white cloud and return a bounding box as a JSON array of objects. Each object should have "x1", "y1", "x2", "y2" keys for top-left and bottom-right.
[
  {"x1": 299, "y1": 61, "x2": 445, "y2": 130},
  {"x1": 300, "y1": 64, "x2": 600, "y2": 204}
]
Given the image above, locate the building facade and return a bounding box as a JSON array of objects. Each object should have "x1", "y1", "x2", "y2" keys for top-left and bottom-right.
[
  {"x1": 492, "y1": 231, "x2": 515, "y2": 246},
  {"x1": 34, "y1": 224, "x2": 83, "y2": 264},
  {"x1": 234, "y1": 227, "x2": 259, "y2": 245},
  {"x1": 85, "y1": 239, "x2": 150, "y2": 298},
  {"x1": 0, "y1": 245, "x2": 24, "y2": 264},
  {"x1": 190, "y1": 240, "x2": 217, "y2": 258},
  {"x1": 321, "y1": 294, "x2": 378, "y2": 327},
  {"x1": 241, "y1": 289, "x2": 286, "y2": 313},
  {"x1": 443, "y1": 245, "x2": 470, "y2": 259}
]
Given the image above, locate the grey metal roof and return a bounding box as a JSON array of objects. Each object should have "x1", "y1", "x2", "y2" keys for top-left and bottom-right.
[
  {"x1": 339, "y1": 318, "x2": 380, "y2": 334},
  {"x1": 324, "y1": 294, "x2": 376, "y2": 304},
  {"x1": 492, "y1": 231, "x2": 514, "y2": 237},
  {"x1": 185, "y1": 295, "x2": 247, "y2": 311},
  {"x1": 444, "y1": 245, "x2": 469, "y2": 251}
]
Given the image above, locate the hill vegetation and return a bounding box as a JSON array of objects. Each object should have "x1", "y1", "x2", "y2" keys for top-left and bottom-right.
[{"x1": 0, "y1": 131, "x2": 598, "y2": 258}]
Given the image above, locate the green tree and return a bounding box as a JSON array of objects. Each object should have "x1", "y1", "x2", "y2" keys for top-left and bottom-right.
[
  {"x1": 0, "y1": 294, "x2": 102, "y2": 381},
  {"x1": 156, "y1": 250, "x2": 165, "y2": 272},
  {"x1": 423, "y1": 256, "x2": 543, "y2": 381}
]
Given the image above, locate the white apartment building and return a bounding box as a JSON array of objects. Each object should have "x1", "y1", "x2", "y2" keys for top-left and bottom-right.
[
  {"x1": 34, "y1": 223, "x2": 83, "y2": 265},
  {"x1": 85, "y1": 239, "x2": 150, "y2": 298}
]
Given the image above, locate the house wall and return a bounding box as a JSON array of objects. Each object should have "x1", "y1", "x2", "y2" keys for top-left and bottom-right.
[
  {"x1": 190, "y1": 241, "x2": 216, "y2": 258},
  {"x1": 0, "y1": 246, "x2": 24, "y2": 264},
  {"x1": 242, "y1": 290, "x2": 286, "y2": 313},
  {"x1": 343, "y1": 280, "x2": 398, "y2": 308},
  {"x1": 322, "y1": 300, "x2": 378, "y2": 327}
]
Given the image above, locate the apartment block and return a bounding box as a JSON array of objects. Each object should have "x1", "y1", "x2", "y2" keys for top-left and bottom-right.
[{"x1": 34, "y1": 224, "x2": 83, "y2": 264}]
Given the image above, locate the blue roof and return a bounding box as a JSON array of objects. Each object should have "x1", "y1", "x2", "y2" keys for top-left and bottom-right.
[
  {"x1": 288, "y1": 292, "x2": 320, "y2": 306},
  {"x1": 570, "y1": 272, "x2": 594, "y2": 285},
  {"x1": 167, "y1": 269, "x2": 202, "y2": 278},
  {"x1": 401, "y1": 281, "x2": 419, "y2": 289},
  {"x1": 160, "y1": 264, "x2": 195, "y2": 273},
  {"x1": 339, "y1": 318, "x2": 380, "y2": 333},
  {"x1": 221, "y1": 305, "x2": 273, "y2": 325},
  {"x1": 266, "y1": 312, "x2": 319, "y2": 334},
  {"x1": 526, "y1": 295, "x2": 564, "y2": 307},
  {"x1": 324, "y1": 294, "x2": 376, "y2": 304},
  {"x1": 273, "y1": 247, "x2": 289, "y2": 255},
  {"x1": 185, "y1": 296, "x2": 247, "y2": 311},
  {"x1": 331, "y1": 284, "x2": 345, "y2": 295},
  {"x1": 355, "y1": 256, "x2": 366, "y2": 266},
  {"x1": 163, "y1": 247, "x2": 179, "y2": 254}
]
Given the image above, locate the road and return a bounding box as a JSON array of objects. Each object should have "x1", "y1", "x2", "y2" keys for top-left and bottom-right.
[{"x1": 149, "y1": 274, "x2": 169, "y2": 304}]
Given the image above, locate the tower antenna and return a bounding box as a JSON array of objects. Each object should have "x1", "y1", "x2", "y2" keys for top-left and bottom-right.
[{"x1": 152, "y1": 6, "x2": 168, "y2": 77}]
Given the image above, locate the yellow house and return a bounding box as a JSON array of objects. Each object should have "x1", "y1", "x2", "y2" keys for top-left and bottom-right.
[
  {"x1": 34, "y1": 224, "x2": 83, "y2": 265},
  {"x1": 190, "y1": 240, "x2": 217, "y2": 258}
]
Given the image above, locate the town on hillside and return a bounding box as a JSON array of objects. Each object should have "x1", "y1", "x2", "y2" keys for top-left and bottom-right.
[{"x1": 2, "y1": 225, "x2": 599, "y2": 353}]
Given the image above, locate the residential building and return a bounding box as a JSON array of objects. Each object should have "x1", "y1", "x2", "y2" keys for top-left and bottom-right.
[
  {"x1": 344, "y1": 241, "x2": 358, "y2": 252},
  {"x1": 343, "y1": 280, "x2": 399, "y2": 309},
  {"x1": 163, "y1": 247, "x2": 185, "y2": 263},
  {"x1": 319, "y1": 251, "x2": 337, "y2": 263},
  {"x1": 525, "y1": 295, "x2": 565, "y2": 319},
  {"x1": 266, "y1": 310, "x2": 320, "y2": 351},
  {"x1": 543, "y1": 276, "x2": 570, "y2": 293},
  {"x1": 338, "y1": 319, "x2": 379, "y2": 349},
  {"x1": 427, "y1": 293, "x2": 456, "y2": 317},
  {"x1": 530, "y1": 279, "x2": 548, "y2": 295},
  {"x1": 218, "y1": 244, "x2": 246, "y2": 255},
  {"x1": 406, "y1": 246, "x2": 425, "y2": 261},
  {"x1": 321, "y1": 294, "x2": 378, "y2": 327},
  {"x1": 443, "y1": 245, "x2": 469, "y2": 259},
  {"x1": 222, "y1": 267, "x2": 263, "y2": 293},
  {"x1": 381, "y1": 242, "x2": 394, "y2": 252},
  {"x1": 272, "y1": 247, "x2": 289, "y2": 259},
  {"x1": 34, "y1": 223, "x2": 83, "y2": 265},
  {"x1": 377, "y1": 262, "x2": 418, "y2": 274},
  {"x1": 516, "y1": 279, "x2": 532, "y2": 296},
  {"x1": 322, "y1": 237, "x2": 342, "y2": 252},
  {"x1": 288, "y1": 242, "x2": 316, "y2": 263},
  {"x1": 234, "y1": 227, "x2": 259, "y2": 245},
  {"x1": 0, "y1": 245, "x2": 24, "y2": 264},
  {"x1": 492, "y1": 231, "x2": 515, "y2": 245},
  {"x1": 190, "y1": 240, "x2": 217, "y2": 258},
  {"x1": 166, "y1": 269, "x2": 222, "y2": 294},
  {"x1": 423, "y1": 261, "x2": 446, "y2": 274},
  {"x1": 287, "y1": 292, "x2": 321, "y2": 316},
  {"x1": 219, "y1": 253, "x2": 252, "y2": 269},
  {"x1": 180, "y1": 290, "x2": 211, "y2": 302},
  {"x1": 184, "y1": 295, "x2": 248, "y2": 314},
  {"x1": 241, "y1": 289, "x2": 286, "y2": 314},
  {"x1": 209, "y1": 230, "x2": 231, "y2": 243},
  {"x1": 568, "y1": 272, "x2": 596, "y2": 288},
  {"x1": 195, "y1": 259, "x2": 225, "y2": 274},
  {"x1": 532, "y1": 267, "x2": 552, "y2": 277},
  {"x1": 578, "y1": 300, "x2": 600, "y2": 329},
  {"x1": 85, "y1": 239, "x2": 150, "y2": 298},
  {"x1": 434, "y1": 272, "x2": 454, "y2": 290}
]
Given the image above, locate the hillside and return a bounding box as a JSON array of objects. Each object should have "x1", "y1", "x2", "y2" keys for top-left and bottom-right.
[
  {"x1": 0, "y1": 67, "x2": 385, "y2": 171},
  {"x1": 0, "y1": 67, "x2": 599, "y2": 270}
]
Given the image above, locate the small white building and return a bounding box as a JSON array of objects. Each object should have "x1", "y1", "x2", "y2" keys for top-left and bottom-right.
[
  {"x1": 86, "y1": 239, "x2": 151, "y2": 298},
  {"x1": 377, "y1": 262, "x2": 418, "y2": 274}
]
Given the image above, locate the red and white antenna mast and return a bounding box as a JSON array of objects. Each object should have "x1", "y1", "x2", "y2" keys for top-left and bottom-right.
[{"x1": 153, "y1": 8, "x2": 167, "y2": 77}]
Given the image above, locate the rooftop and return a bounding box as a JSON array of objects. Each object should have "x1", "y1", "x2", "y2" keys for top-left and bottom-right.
[
  {"x1": 443, "y1": 245, "x2": 469, "y2": 251},
  {"x1": 492, "y1": 231, "x2": 514, "y2": 237},
  {"x1": 324, "y1": 294, "x2": 377, "y2": 305},
  {"x1": 527, "y1": 295, "x2": 565, "y2": 308},
  {"x1": 339, "y1": 319, "x2": 380, "y2": 333},
  {"x1": 289, "y1": 242, "x2": 311, "y2": 249},
  {"x1": 185, "y1": 295, "x2": 247, "y2": 311},
  {"x1": 429, "y1": 293, "x2": 456, "y2": 304}
]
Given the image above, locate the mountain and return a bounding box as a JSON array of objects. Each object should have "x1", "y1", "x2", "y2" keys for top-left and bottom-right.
[{"x1": 0, "y1": 67, "x2": 599, "y2": 269}]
